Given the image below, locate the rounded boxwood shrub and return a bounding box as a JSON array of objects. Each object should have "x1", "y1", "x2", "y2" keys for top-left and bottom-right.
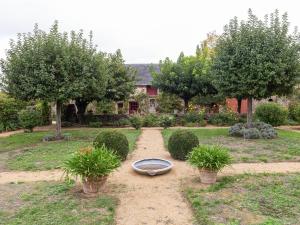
[
  {"x1": 254, "y1": 103, "x2": 288, "y2": 126},
  {"x1": 168, "y1": 130, "x2": 199, "y2": 160},
  {"x1": 18, "y1": 107, "x2": 41, "y2": 132},
  {"x1": 93, "y1": 130, "x2": 129, "y2": 160}
]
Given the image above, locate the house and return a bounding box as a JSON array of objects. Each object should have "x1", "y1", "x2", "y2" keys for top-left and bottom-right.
[{"x1": 117, "y1": 64, "x2": 160, "y2": 114}]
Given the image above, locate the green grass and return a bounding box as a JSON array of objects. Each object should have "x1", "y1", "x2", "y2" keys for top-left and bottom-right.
[
  {"x1": 0, "y1": 181, "x2": 117, "y2": 225},
  {"x1": 1, "y1": 128, "x2": 141, "y2": 171},
  {"x1": 185, "y1": 173, "x2": 300, "y2": 225},
  {"x1": 162, "y1": 128, "x2": 300, "y2": 163}
]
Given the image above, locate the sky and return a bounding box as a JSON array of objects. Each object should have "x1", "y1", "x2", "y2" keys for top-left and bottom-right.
[{"x1": 0, "y1": 0, "x2": 299, "y2": 63}]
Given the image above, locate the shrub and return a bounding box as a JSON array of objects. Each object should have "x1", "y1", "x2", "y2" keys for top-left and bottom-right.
[
  {"x1": 142, "y1": 114, "x2": 159, "y2": 127},
  {"x1": 243, "y1": 128, "x2": 261, "y2": 139},
  {"x1": 254, "y1": 103, "x2": 288, "y2": 126},
  {"x1": 208, "y1": 111, "x2": 238, "y2": 126},
  {"x1": 229, "y1": 122, "x2": 277, "y2": 139},
  {"x1": 18, "y1": 108, "x2": 41, "y2": 132},
  {"x1": 159, "y1": 115, "x2": 174, "y2": 129},
  {"x1": 93, "y1": 130, "x2": 129, "y2": 160},
  {"x1": 0, "y1": 94, "x2": 25, "y2": 131},
  {"x1": 36, "y1": 101, "x2": 52, "y2": 125},
  {"x1": 88, "y1": 121, "x2": 102, "y2": 128},
  {"x1": 118, "y1": 118, "x2": 130, "y2": 126},
  {"x1": 0, "y1": 123, "x2": 4, "y2": 133},
  {"x1": 187, "y1": 145, "x2": 231, "y2": 171},
  {"x1": 129, "y1": 115, "x2": 142, "y2": 130},
  {"x1": 183, "y1": 112, "x2": 200, "y2": 123},
  {"x1": 168, "y1": 130, "x2": 199, "y2": 160},
  {"x1": 288, "y1": 102, "x2": 300, "y2": 123},
  {"x1": 185, "y1": 122, "x2": 199, "y2": 127},
  {"x1": 63, "y1": 146, "x2": 121, "y2": 180}
]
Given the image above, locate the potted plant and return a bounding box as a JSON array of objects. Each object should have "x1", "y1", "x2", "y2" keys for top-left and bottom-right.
[
  {"x1": 187, "y1": 145, "x2": 231, "y2": 184},
  {"x1": 63, "y1": 146, "x2": 121, "y2": 194}
]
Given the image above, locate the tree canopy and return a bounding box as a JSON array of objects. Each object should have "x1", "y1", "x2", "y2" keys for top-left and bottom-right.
[
  {"x1": 0, "y1": 21, "x2": 108, "y2": 137},
  {"x1": 152, "y1": 39, "x2": 218, "y2": 112},
  {"x1": 213, "y1": 9, "x2": 300, "y2": 123}
]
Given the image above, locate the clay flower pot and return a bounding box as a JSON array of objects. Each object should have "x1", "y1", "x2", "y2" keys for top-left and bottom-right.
[
  {"x1": 82, "y1": 176, "x2": 108, "y2": 194},
  {"x1": 198, "y1": 168, "x2": 217, "y2": 184}
]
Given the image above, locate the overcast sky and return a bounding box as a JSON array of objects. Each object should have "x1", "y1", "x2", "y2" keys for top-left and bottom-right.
[{"x1": 0, "y1": 0, "x2": 299, "y2": 63}]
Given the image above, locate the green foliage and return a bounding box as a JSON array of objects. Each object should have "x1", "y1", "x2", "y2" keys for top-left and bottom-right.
[
  {"x1": 156, "y1": 92, "x2": 183, "y2": 113},
  {"x1": 0, "y1": 93, "x2": 25, "y2": 131},
  {"x1": 134, "y1": 92, "x2": 149, "y2": 114},
  {"x1": 159, "y1": 115, "x2": 175, "y2": 129},
  {"x1": 93, "y1": 130, "x2": 129, "y2": 160},
  {"x1": 152, "y1": 40, "x2": 218, "y2": 111},
  {"x1": 187, "y1": 145, "x2": 231, "y2": 171},
  {"x1": 105, "y1": 50, "x2": 136, "y2": 101},
  {"x1": 63, "y1": 145, "x2": 121, "y2": 180},
  {"x1": 142, "y1": 114, "x2": 159, "y2": 127},
  {"x1": 208, "y1": 111, "x2": 238, "y2": 126},
  {"x1": 255, "y1": 103, "x2": 288, "y2": 126},
  {"x1": 35, "y1": 101, "x2": 52, "y2": 125},
  {"x1": 95, "y1": 100, "x2": 116, "y2": 114},
  {"x1": 168, "y1": 130, "x2": 199, "y2": 160},
  {"x1": 213, "y1": 9, "x2": 300, "y2": 123},
  {"x1": 288, "y1": 102, "x2": 300, "y2": 123},
  {"x1": 129, "y1": 115, "x2": 142, "y2": 130},
  {"x1": 183, "y1": 112, "x2": 201, "y2": 123},
  {"x1": 18, "y1": 108, "x2": 41, "y2": 132},
  {"x1": 1, "y1": 21, "x2": 108, "y2": 137},
  {"x1": 88, "y1": 121, "x2": 102, "y2": 128}
]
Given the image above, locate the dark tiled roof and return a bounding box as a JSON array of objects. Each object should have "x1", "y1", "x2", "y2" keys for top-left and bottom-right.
[{"x1": 127, "y1": 64, "x2": 160, "y2": 86}]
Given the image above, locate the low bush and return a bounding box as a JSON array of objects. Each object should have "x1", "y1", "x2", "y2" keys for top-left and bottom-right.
[
  {"x1": 36, "y1": 101, "x2": 52, "y2": 125},
  {"x1": 159, "y1": 115, "x2": 174, "y2": 129},
  {"x1": 88, "y1": 122, "x2": 102, "y2": 128},
  {"x1": 0, "y1": 94, "x2": 25, "y2": 131},
  {"x1": 183, "y1": 112, "x2": 200, "y2": 123},
  {"x1": 168, "y1": 130, "x2": 199, "y2": 160},
  {"x1": 187, "y1": 145, "x2": 231, "y2": 171},
  {"x1": 254, "y1": 103, "x2": 288, "y2": 126},
  {"x1": 64, "y1": 146, "x2": 121, "y2": 180},
  {"x1": 208, "y1": 111, "x2": 238, "y2": 126},
  {"x1": 142, "y1": 114, "x2": 159, "y2": 127},
  {"x1": 117, "y1": 118, "x2": 130, "y2": 126},
  {"x1": 129, "y1": 115, "x2": 142, "y2": 130},
  {"x1": 93, "y1": 130, "x2": 129, "y2": 160},
  {"x1": 18, "y1": 108, "x2": 41, "y2": 132},
  {"x1": 229, "y1": 122, "x2": 277, "y2": 139},
  {"x1": 288, "y1": 102, "x2": 300, "y2": 123}
]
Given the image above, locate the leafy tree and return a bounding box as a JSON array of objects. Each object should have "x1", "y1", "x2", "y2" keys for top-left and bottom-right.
[
  {"x1": 213, "y1": 9, "x2": 300, "y2": 124},
  {"x1": 152, "y1": 36, "x2": 218, "y2": 112},
  {"x1": 0, "y1": 22, "x2": 108, "y2": 138},
  {"x1": 75, "y1": 49, "x2": 136, "y2": 122},
  {"x1": 156, "y1": 92, "x2": 183, "y2": 113}
]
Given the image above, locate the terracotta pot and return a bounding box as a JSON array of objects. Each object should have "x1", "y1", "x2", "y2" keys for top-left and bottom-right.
[
  {"x1": 82, "y1": 176, "x2": 108, "y2": 194},
  {"x1": 198, "y1": 169, "x2": 217, "y2": 184}
]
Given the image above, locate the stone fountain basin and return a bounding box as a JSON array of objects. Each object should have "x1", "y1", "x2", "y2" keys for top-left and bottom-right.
[{"x1": 132, "y1": 158, "x2": 173, "y2": 176}]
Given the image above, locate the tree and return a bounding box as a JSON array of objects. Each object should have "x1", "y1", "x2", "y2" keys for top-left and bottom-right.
[
  {"x1": 152, "y1": 45, "x2": 217, "y2": 112},
  {"x1": 0, "y1": 22, "x2": 108, "y2": 138},
  {"x1": 213, "y1": 9, "x2": 300, "y2": 124},
  {"x1": 156, "y1": 92, "x2": 183, "y2": 113},
  {"x1": 75, "y1": 49, "x2": 136, "y2": 122}
]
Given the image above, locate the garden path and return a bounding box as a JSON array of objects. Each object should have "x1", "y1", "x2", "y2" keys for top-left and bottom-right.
[{"x1": 1, "y1": 128, "x2": 300, "y2": 224}]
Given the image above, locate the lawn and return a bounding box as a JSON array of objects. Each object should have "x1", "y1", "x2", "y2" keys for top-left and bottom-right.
[
  {"x1": 185, "y1": 173, "x2": 300, "y2": 225},
  {"x1": 162, "y1": 128, "x2": 300, "y2": 163},
  {"x1": 0, "y1": 128, "x2": 141, "y2": 171},
  {"x1": 0, "y1": 181, "x2": 117, "y2": 225}
]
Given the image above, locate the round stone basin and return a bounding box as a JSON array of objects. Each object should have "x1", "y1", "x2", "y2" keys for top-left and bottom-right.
[{"x1": 132, "y1": 158, "x2": 173, "y2": 176}]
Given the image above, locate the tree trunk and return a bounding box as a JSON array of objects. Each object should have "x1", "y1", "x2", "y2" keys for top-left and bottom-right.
[
  {"x1": 246, "y1": 97, "x2": 253, "y2": 126},
  {"x1": 76, "y1": 99, "x2": 88, "y2": 124},
  {"x1": 56, "y1": 100, "x2": 62, "y2": 139},
  {"x1": 237, "y1": 97, "x2": 242, "y2": 114},
  {"x1": 184, "y1": 99, "x2": 189, "y2": 113}
]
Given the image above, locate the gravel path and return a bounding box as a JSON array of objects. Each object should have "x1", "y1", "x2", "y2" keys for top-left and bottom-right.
[{"x1": 2, "y1": 128, "x2": 300, "y2": 224}]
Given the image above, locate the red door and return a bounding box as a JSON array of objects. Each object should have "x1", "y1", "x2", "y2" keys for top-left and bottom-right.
[{"x1": 129, "y1": 101, "x2": 139, "y2": 114}]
